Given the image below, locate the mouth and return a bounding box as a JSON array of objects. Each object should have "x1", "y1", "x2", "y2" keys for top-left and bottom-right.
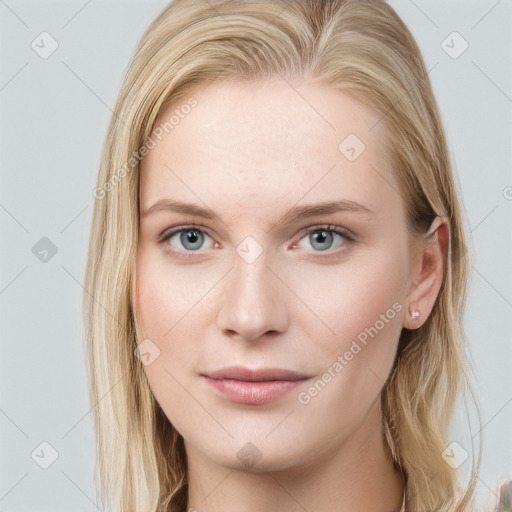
[{"x1": 201, "y1": 366, "x2": 311, "y2": 405}]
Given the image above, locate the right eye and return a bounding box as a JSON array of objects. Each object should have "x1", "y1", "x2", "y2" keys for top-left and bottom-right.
[{"x1": 157, "y1": 225, "x2": 216, "y2": 255}]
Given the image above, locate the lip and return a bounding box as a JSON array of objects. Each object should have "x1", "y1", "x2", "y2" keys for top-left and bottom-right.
[{"x1": 201, "y1": 366, "x2": 310, "y2": 405}]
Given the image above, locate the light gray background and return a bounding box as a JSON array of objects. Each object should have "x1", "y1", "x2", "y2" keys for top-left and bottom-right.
[{"x1": 1, "y1": 1, "x2": 511, "y2": 511}]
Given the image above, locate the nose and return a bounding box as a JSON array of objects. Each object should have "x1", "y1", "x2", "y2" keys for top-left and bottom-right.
[{"x1": 215, "y1": 250, "x2": 289, "y2": 342}]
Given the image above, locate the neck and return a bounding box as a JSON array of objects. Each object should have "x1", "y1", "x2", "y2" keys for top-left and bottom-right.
[{"x1": 185, "y1": 400, "x2": 404, "y2": 512}]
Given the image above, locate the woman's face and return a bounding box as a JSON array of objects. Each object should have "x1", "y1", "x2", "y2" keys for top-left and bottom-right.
[{"x1": 135, "y1": 79, "x2": 417, "y2": 472}]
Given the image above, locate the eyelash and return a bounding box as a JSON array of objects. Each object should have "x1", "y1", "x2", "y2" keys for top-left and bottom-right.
[{"x1": 156, "y1": 222, "x2": 355, "y2": 258}]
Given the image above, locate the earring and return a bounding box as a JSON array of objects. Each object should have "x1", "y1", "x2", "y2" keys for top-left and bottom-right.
[{"x1": 410, "y1": 310, "x2": 420, "y2": 319}]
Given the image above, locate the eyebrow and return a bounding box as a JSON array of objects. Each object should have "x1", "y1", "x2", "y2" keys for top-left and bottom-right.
[{"x1": 142, "y1": 198, "x2": 376, "y2": 228}]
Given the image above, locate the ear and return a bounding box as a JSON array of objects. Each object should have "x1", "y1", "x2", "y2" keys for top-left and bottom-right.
[{"x1": 403, "y1": 216, "x2": 450, "y2": 330}]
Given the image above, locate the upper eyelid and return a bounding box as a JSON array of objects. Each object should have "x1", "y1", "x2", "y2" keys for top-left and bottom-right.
[
  {"x1": 296, "y1": 224, "x2": 354, "y2": 239},
  {"x1": 157, "y1": 223, "x2": 210, "y2": 242}
]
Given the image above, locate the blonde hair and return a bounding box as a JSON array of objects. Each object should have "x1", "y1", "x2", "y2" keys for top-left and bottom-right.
[{"x1": 83, "y1": 1, "x2": 481, "y2": 510}]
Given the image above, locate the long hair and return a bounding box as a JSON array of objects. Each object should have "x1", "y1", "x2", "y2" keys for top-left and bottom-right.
[{"x1": 83, "y1": 1, "x2": 481, "y2": 510}]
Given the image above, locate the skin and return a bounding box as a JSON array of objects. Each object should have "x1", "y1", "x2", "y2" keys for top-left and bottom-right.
[{"x1": 134, "y1": 78, "x2": 448, "y2": 512}]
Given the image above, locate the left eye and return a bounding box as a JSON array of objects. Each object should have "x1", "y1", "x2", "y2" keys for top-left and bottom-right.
[{"x1": 293, "y1": 225, "x2": 351, "y2": 252}]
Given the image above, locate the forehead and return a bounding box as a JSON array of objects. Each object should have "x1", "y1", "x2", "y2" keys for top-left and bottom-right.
[{"x1": 140, "y1": 79, "x2": 400, "y2": 221}]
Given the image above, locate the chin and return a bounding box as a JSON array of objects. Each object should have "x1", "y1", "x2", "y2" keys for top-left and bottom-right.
[{"x1": 187, "y1": 432, "x2": 322, "y2": 475}]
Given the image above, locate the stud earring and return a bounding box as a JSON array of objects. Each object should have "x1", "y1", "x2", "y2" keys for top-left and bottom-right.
[{"x1": 410, "y1": 310, "x2": 420, "y2": 319}]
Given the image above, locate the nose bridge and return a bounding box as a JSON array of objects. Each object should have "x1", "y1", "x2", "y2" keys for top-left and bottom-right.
[{"x1": 216, "y1": 242, "x2": 288, "y2": 341}]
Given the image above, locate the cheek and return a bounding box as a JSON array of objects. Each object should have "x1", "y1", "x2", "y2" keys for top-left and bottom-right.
[
  {"x1": 134, "y1": 248, "x2": 204, "y2": 432},
  {"x1": 135, "y1": 245, "x2": 215, "y2": 340},
  {"x1": 288, "y1": 245, "x2": 406, "y2": 373},
  {"x1": 134, "y1": 248, "x2": 189, "y2": 379},
  {"x1": 288, "y1": 251, "x2": 406, "y2": 418},
  {"x1": 134, "y1": 246, "x2": 225, "y2": 384},
  {"x1": 136, "y1": 245, "x2": 175, "y2": 336}
]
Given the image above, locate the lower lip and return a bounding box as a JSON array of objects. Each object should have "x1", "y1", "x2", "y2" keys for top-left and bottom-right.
[{"x1": 203, "y1": 376, "x2": 305, "y2": 405}]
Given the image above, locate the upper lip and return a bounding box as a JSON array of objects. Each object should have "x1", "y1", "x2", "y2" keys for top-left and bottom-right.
[{"x1": 203, "y1": 366, "x2": 310, "y2": 382}]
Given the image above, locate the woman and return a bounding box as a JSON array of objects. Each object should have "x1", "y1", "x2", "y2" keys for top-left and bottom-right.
[{"x1": 83, "y1": 1, "x2": 480, "y2": 510}]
